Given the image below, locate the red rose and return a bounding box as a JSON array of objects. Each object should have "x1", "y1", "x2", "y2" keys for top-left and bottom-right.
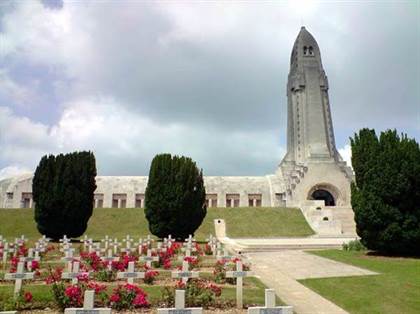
[
  {"x1": 110, "y1": 294, "x2": 120, "y2": 303},
  {"x1": 24, "y1": 291, "x2": 33, "y2": 302}
]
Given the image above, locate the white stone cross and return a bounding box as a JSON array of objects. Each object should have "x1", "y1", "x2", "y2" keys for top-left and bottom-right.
[
  {"x1": 145, "y1": 235, "x2": 154, "y2": 247},
  {"x1": 116, "y1": 261, "x2": 145, "y2": 284},
  {"x1": 121, "y1": 236, "x2": 135, "y2": 254},
  {"x1": 19, "y1": 248, "x2": 40, "y2": 271},
  {"x1": 171, "y1": 260, "x2": 199, "y2": 284},
  {"x1": 180, "y1": 242, "x2": 196, "y2": 259},
  {"x1": 64, "y1": 290, "x2": 111, "y2": 314},
  {"x1": 61, "y1": 250, "x2": 78, "y2": 272},
  {"x1": 165, "y1": 235, "x2": 174, "y2": 248},
  {"x1": 4, "y1": 261, "x2": 34, "y2": 296},
  {"x1": 61, "y1": 249, "x2": 75, "y2": 262},
  {"x1": 122, "y1": 235, "x2": 133, "y2": 245},
  {"x1": 59, "y1": 235, "x2": 70, "y2": 245},
  {"x1": 101, "y1": 235, "x2": 111, "y2": 249},
  {"x1": 1, "y1": 242, "x2": 15, "y2": 264},
  {"x1": 140, "y1": 249, "x2": 159, "y2": 268},
  {"x1": 184, "y1": 234, "x2": 195, "y2": 245},
  {"x1": 158, "y1": 289, "x2": 202, "y2": 314},
  {"x1": 121, "y1": 243, "x2": 134, "y2": 254},
  {"x1": 80, "y1": 235, "x2": 91, "y2": 251},
  {"x1": 226, "y1": 260, "x2": 253, "y2": 309},
  {"x1": 39, "y1": 234, "x2": 50, "y2": 243},
  {"x1": 60, "y1": 243, "x2": 74, "y2": 253},
  {"x1": 91, "y1": 243, "x2": 105, "y2": 255},
  {"x1": 248, "y1": 289, "x2": 293, "y2": 314},
  {"x1": 62, "y1": 261, "x2": 89, "y2": 284},
  {"x1": 111, "y1": 240, "x2": 120, "y2": 255},
  {"x1": 210, "y1": 238, "x2": 218, "y2": 256},
  {"x1": 15, "y1": 235, "x2": 27, "y2": 246},
  {"x1": 101, "y1": 249, "x2": 119, "y2": 271},
  {"x1": 33, "y1": 242, "x2": 46, "y2": 254}
]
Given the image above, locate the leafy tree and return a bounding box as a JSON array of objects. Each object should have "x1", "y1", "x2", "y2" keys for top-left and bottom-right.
[
  {"x1": 33, "y1": 151, "x2": 97, "y2": 240},
  {"x1": 145, "y1": 154, "x2": 206, "y2": 239},
  {"x1": 351, "y1": 129, "x2": 420, "y2": 255}
]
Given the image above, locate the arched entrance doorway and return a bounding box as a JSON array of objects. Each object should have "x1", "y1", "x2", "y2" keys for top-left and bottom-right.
[
  {"x1": 307, "y1": 183, "x2": 340, "y2": 206},
  {"x1": 310, "y1": 189, "x2": 335, "y2": 206}
]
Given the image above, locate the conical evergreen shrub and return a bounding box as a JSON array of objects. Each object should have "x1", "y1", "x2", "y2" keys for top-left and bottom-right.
[
  {"x1": 145, "y1": 154, "x2": 206, "y2": 239},
  {"x1": 33, "y1": 151, "x2": 97, "y2": 240}
]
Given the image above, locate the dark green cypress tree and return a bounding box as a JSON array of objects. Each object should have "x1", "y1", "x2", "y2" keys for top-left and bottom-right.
[
  {"x1": 33, "y1": 151, "x2": 97, "y2": 240},
  {"x1": 145, "y1": 154, "x2": 206, "y2": 239},
  {"x1": 351, "y1": 129, "x2": 420, "y2": 255}
]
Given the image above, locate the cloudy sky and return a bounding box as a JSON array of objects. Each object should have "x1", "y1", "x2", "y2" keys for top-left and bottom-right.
[{"x1": 0, "y1": 0, "x2": 419, "y2": 178}]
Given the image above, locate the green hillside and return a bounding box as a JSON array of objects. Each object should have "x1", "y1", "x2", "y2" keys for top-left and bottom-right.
[{"x1": 0, "y1": 207, "x2": 314, "y2": 240}]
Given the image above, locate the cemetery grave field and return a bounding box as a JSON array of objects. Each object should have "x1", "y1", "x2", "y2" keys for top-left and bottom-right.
[
  {"x1": 299, "y1": 250, "x2": 420, "y2": 314},
  {"x1": 0, "y1": 234, "x2": 290, "y2": 313},
  {"x1": 0, "y1": 207, "x2": 314, "y2": 240}
]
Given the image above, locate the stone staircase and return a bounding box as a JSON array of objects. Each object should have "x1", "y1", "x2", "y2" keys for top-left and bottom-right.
[
  {"x1": 332, "y1": 206, "x2": 357, "y2": 236},
  {"x1": 300, "y1": 201, "x2": 357, "y2": 236}
]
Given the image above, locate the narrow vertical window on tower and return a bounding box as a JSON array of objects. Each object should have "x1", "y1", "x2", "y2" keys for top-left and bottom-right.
[
  {"x1": 303, "y1": 46, "x2": 308, "y2": 55},
  {"x1": 308, "y1": 46, "x2": 314, "y2": 55}
]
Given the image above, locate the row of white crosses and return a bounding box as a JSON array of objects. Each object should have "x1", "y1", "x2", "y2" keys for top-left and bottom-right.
[
  {"x1": 63, "y1": 289, "x2": 205, "y2": 314},
  {"x1": 1, "y1": 234, "x2": 293, "y2": 313},
  {"x1": 81, "y1": 234, "x2": 159, "y2": 257},
  {"x1": 21, "y1": 235, "x2": 49, "y2": 271},
  {"x1": 1, "y1": 235, "x2": 28, "y2": 265},
  {"x1": 3, "y1": 235, "x2": 50, "y2": 297},
  {"x1": 61, "y1": 288, "x2": 291, "y2": 314}
]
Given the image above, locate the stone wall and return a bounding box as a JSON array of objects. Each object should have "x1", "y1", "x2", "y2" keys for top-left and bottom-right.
[{"x1": 0, "y1": 174, "x2": 286, "y2": 209}]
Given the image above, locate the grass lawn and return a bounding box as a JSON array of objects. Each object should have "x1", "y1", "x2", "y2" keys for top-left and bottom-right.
[
  {"x1": 0, "y1": 207, "x2": 313, "y2": 241},
  {"x1": 299, "y1": 250, "x2": 420, "y2": 314}
]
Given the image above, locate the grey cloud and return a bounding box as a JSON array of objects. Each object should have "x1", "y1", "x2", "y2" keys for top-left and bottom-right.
[{"x1": 0, "y1": 1, "x2": 418, "y2": 176}]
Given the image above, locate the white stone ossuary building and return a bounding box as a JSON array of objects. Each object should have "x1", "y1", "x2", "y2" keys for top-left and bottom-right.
[{"x1": 0, "y1": 28, "x2": 355, "y2": 234}]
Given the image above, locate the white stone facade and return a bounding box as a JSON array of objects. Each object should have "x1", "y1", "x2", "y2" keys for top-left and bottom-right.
[{"x1": 0, "y1": 28, "x2": 353, "y2": 219}]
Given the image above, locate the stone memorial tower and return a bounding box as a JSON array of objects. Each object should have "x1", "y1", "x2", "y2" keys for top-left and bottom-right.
[{"x1": 278, "y1": 27, "x2": 353, "y2": 207}]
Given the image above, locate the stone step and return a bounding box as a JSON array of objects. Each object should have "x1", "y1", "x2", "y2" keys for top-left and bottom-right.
[
  {"x1": 227, "y1": 237, "x2": 358, "y2": 253},
  {"x1": 233, "y1": 244, "x2": 343, "y2": 253}
]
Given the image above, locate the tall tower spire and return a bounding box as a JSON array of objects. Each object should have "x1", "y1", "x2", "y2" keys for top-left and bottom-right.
[
  {"x1": 283, "y1": 26, "x2": 338, "y2": 165},
  {"x1": 278, "y1": 27, "x2": 353, "y2": 208}
]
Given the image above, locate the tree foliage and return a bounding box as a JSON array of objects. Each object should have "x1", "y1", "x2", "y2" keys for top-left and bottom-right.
[
  {"x1": 33, "y1": 151, "x2": 97, "y2": 240},
  {"x1": 145, "y1": 154, "x2": 206, "y2": 239},
  {"x1": 351, "y1": 129, "x2": 420, "y2": 255}
]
